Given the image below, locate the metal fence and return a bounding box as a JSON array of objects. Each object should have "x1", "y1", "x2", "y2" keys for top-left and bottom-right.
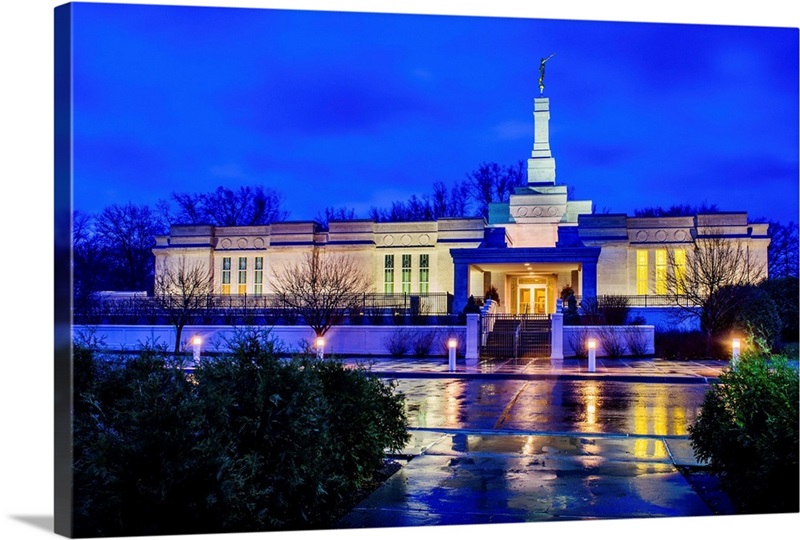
[
  {"x1": 73, "y1": 292, "x2": 455, "y2": 326},
  {"x1": 480, "y1": 313, "x2": 551, "y2": 360},
  {"x1": 573, "y1": 294, "x2": 694, "y2": 308}
]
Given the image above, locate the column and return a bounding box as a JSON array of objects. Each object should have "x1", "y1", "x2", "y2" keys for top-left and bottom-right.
[
  {"x1": 581, "y1": 260, "x2": 598, "y2": 299},
  {"x1": 452, "y1": 261, "x2": 469, "y2": 314},
  {"x1": 550, "y1": 312, "x2": 564, "y2": 361},
  {"x1": 465, "y1": 313, "x2": 479, "y2": 365}
]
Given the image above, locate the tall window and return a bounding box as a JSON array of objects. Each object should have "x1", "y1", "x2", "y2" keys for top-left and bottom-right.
[
  {"x1": 221, "y1": 257, "x2": 231, "y2": 295},
  {"x1": 238, "y1": 257, "x2": 247, "y2": 295},
  {"x1": 401, "y1": 254, "x2": 412, "y2": 294},
  {"x1": 636, "y1": 250, "x2": 648, "y2": 295},
  {"x1": 419, "y1": 254, "x2": 430, "y2": 294},
  {"x1": 384, "y1": 255, "x2": 394, "y2": 293},
  {"x1": 673, "y1": 249, "x2": 686, "y2": 295},
  {"x1": 254, "y1": 257, "x2": 263, "y2": 296},
  {"x1": 655, "y1": 249, "x2": 667, "y2": 295}
]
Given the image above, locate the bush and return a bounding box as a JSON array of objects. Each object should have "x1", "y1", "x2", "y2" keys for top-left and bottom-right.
[
  {"x1": 73, "y1": 329, "x2": 410, "y2": 535},
  {"x1": 384, "y1": 328, "x2": 411, "y2": 357},
  {"x1": 718, "y1": 285, "x2": 783, "y2": 349},
  {"x1": 567, "y1": 327, "x2": 593, "y2": 359},
  {"x1": 625, "y1": 328, "x2": 650, "y2": 357},
  {"x1": 577, "y1": 295, "x2": 630, "y2": 325},
  {"x1": 597, "y1": 327, "x2": 627, "y2": 358},
  {"x1": 688, "y1": 351, "x2": 799, "y2": 514},
  {"x1": 411, "y1": 329, "x2": 440, "y2": 357},
  {"x1": 759, "y1": 276, "x2": 799, "y2": 343}
]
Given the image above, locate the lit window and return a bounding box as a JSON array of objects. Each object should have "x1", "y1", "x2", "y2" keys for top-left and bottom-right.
[
  {"x1": 254, "y1": 257, "x2": 263, "y2": 296},
  {"x1": 238, "y1": 257, "x2": 247, "y2": 295},
  {"x1": 674, "y1": 249, "x2": 686, "y2": 295},
  {"x1": 655, "y1": 249, "x2": 667, "y2": 295},
  {"x1": 221, "y1": 257, "x2": 231, "y2": 295},
  {"x1": 401, "y1": 254, "x2": 412, "y2": 294},
  {"x1": 384, "y1": 255, "x2": 394, "y2": 294},
  {"x1": 636, "y1": 250, "x2": 648, "y2": 295},
  {"x1": 419, "y1": 254, "x2": 430, "y2": 294}
]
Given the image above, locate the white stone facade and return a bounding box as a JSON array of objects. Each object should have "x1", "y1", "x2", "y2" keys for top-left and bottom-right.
[{"x1": 153, "y1": 97, "x2": 770, "y2": 319}]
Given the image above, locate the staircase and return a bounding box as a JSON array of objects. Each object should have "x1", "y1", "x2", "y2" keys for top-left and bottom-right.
[{"x1": 481, "y1": 316, "x2": 551, "y2": 359}]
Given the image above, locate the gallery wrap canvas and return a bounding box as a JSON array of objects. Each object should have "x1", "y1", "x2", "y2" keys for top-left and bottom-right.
[{"x1": 52, "y1": 1, "x2": 798, "y2": 539}]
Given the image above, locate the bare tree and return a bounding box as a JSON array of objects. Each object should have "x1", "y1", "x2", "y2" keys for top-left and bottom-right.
[
  {"x1": 166, "y1": 185, "x2": 288, "y2": 226},
  {"x1": 94, "y1": 203, "x2": 165, "y2": 292},
  {"x1": 271, "y1": 247, "x2": 372, "y2": 337},
  {"x1": 768, "y1": 220, "x2": 799, "y2": 278},
  {"x1": 467, "y1": 161, "x2": 526, "y2": 219},
  {"x1": 154, "y1": 256, "x2": 213, "y2": 354},
  {"x1": 664, "y1": 232, "x2": 766, "y2": 346}
]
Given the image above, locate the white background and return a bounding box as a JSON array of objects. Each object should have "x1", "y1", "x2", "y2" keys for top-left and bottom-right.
[{"x1": 1, "y1": 1, "x2": 797, "y2": 539}]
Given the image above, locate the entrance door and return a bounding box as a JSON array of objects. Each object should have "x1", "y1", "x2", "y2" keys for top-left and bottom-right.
[
  {"x1": 518, "y1": 285, "x2": 548, "y2": 314},
  {"x1": 533, "y1": 287, "x2": 547, "y2": 314},
  {"x1": 519, "y1": 288, "x2": 531, "y2": 314}
]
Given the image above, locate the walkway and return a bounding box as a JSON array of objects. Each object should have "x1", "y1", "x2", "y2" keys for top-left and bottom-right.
[
  {"x1": 337, "y1": 356, "x2": 731, "y2": 528},
  {"x1": 341, "y1": 356, "x2": 729, "y2": 384}
]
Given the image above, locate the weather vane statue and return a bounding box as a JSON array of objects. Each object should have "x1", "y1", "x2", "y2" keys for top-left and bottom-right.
[{"x1": 538, "y1": 53, "x2": 556, "y2": 95}]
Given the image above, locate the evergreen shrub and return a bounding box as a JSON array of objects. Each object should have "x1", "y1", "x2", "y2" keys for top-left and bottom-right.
[
  {"x1": 688, "y1": 349, "x2": 799, "y2": 514},
  {"x1": 73, "y1": 328, "x2": 410, "y2": 536}
]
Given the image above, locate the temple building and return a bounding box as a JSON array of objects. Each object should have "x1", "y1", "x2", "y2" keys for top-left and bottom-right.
[{"x1": 153, "y1": 96, "x2": 770, "y2": 318}]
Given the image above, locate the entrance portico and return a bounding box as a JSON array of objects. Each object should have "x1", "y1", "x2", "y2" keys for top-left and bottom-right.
[{"x1": 450, "y1": 247, "x2": 601, "y2": 314}]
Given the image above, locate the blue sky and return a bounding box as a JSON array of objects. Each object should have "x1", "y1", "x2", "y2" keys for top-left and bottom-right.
[{"x1": 69, "y1": 2, "x2": 799, "y2": 225}]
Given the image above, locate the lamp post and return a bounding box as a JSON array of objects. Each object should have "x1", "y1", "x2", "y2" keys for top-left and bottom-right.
[
  {"x1": 587, "y1": 338, "x2": 597, "y2": 373},
  {"x1": 448, "y1": 338, "x2": 457, "y2": 372},
  {"x1": 315, "y1": 336, "x2": 325, "y2": 360},
  {"x1": 191, "y1": 335, "x2": 202, "y2": 362},
  {"x1": 731, "y1": 338, "x2": 741, "y2": 368}
]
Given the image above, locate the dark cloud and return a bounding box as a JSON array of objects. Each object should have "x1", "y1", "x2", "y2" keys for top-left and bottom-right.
[{"x1": 69, "y1": 4, "x2": 798, "y2": 227}]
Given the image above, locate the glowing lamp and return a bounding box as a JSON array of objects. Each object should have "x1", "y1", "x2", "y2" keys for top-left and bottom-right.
[
  {"x1": 191, "y1": 335, "x2": 202, "y2": 362},
  {"x1": 315, "y1": 336, "x2": 325, "y2": 359},
  {"x1": 587, "y1": 338, "x2": 597, "y2": 373},
  {"x1": 447, "y1": 338, "x2": 457, "y2": 372},
  {"x1": 731, "y1": 338, "x2": 741, "y2": 367}
]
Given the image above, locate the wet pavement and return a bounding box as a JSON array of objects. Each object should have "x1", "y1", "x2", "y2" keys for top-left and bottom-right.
[
  {"x1": 337, "y1": 356, "x2": 727, "y2": 527},
  {"x1": 342, "y1": 356, "x2": 728, "y2": 383},
  {"x1": 339, "y1": 432, "x2": 711, "y2": 527}
]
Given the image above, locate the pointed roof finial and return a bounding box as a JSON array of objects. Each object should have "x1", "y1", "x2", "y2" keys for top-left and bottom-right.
[{"x1": 538, "y1": 53, "x2": 556, "y2": 96}]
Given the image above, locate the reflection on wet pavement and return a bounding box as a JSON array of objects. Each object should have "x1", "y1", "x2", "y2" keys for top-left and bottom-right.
[
  {"x1": 339, "y1": 433, "x2": 711, "y2": 527},
  {"x1": 398, "y1": 378, "x2": 707, "y2": 436}
]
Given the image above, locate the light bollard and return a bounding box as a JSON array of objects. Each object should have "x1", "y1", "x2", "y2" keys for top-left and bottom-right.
[
  {"x1": 448, "y1": 339, "x2": 457, "y2": 372},
  {"x1": 315, "y1": 337, "x2": 325, "y2": 360},
  {"x1": 587, "y1": 339, "x2": 597, "y2": 373},
  {"x1": 731, "y1": 338, "x2": 741, "y2": 367},
  {"x1": 191, "y1": 336, "x2": 202, "y2": 362}
]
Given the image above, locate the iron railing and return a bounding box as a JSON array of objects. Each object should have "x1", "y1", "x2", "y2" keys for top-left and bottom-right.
[
  {"x1": 73, "y1": 292, "x2": 455, "y2": 326},
  {"x1": 573, "y1": 294, "x2": 695, "y2": 308},
  {"x1": 480, "y1": 313, "x2": 551, "y2": 360}
]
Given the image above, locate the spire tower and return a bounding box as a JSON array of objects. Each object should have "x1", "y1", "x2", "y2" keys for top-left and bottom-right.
[{"x1": 528, "y1": 97, "x2": 556, "y2": 184}]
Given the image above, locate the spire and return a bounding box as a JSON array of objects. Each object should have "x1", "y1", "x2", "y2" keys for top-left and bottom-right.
[{"x1": 527, "y1": 97, "x2": 556, "y2": 184}]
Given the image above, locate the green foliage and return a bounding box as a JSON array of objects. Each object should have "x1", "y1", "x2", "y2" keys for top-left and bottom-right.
[
  {"x1": 688, "y1": 351, "x2": 799, "y2": 514},
  {"x1": 759, "y1": 276, "x2": 800, "y2": 343},
  {"x1": 718, "y1": 285, "x2": 783, "y2": 349},
  {"x1": 73, "y1": 329, "x2": 410, "y2": 536}
]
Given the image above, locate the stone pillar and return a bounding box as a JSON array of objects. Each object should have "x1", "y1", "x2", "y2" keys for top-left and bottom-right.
[
  {"x1": 465, "y1": 313, "x2": 480, "y2": 365},
  {"x1": 581, "y1": 260, "x2": 598, "y2": 299},
  {"x1": 452, "y1": 261, "x2": 469, "y2": 314},
  {"x1": 550, "y1": 312, "x2": 564, "y2": 361}
]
